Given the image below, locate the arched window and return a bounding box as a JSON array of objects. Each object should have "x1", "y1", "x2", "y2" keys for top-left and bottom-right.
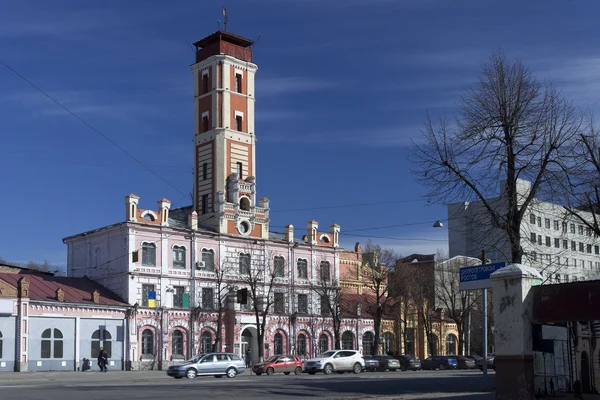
[
  {"x1": 382, "y1": 332, "x2": 394, "y2": 355},
  {"x1": 201, "y1": 331, "x2": 212, "y2": 354},
  {"x1": 274, "y1": 333, "x2": 283, "y2": 355},
  {"x1": 240, "y1": 197, "x2": 250, "y2": 211},
  {"x1": 91, "y1": 329, "x2": 112, "y2": 358},
  {"x1": 297, "y1": 334, "x2": 307, "y2": 357},
  {"x1": 172, "y1": 246, "x2": 186, "y2": 269},
  {"x1": 0, "y1": 331, "x2": 3, "y2": 359},
  {"x1": 239, "y1": 253, "x2": 251, "y2": 275},
  {"x1": 172, "y1": 330, "x2": 184, "y2": 358},
  {"x1": 142, "y1": 243, "x2": 156, "y2": 266},
  {"x1": 320, "y1": 261, "x2": 330, "y2": 281},
  {"x1": 319, "y1": 333, "x2": 329, "y2": 354},
  {"x1": 274, "y1": 256, "x2": 285, "y2": 277},
  {"x1": 446, "y1": 334, "x2": 457, "y2": 355},
  {"x1": 41, "y1": 328, "x2": 63, "y2": 359},
  {"x1": 201, "y1": 249, "x2": 215, "y2": 271},
  {"x1": 342, "y1": 331, "x2": 354, "y2": 350},
  {"x1": 142, "y1": 329, "x2": 154, "y2": 357},
  {"x1": 297, "y1": 259, "x2": 308, "y2": 279},
  {"x1": 362, "y1": 332, "x2": 374, "y2": 356}
]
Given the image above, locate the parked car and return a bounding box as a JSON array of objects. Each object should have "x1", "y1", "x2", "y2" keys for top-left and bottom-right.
[
  {"x1": 392, "y1": 354, "x2": 421, "y2": 371},
  {"x1": 477, "y1": 353, "x2": 495, "y2": 370},
  {"x1": 363, "y1": 355, "x2": 380, "y2": 372},
  {"x1": 372, "y1": 355, "x2": 400, "y2": 371},
  {"x1": 420, "y1": 356, "x2": 458, "y2": 370},
  {"x1": 166, "y1": 353, "x2": 245, "y2": 379},
  {"x1": 447, "y1": 355, "x2": 476, "y2": 369},
  {"x1": 252, "y1": 355, "x2": 303, "y2": 376},
  {"x1": 303, "y1": 350, "x2": 365, "y2": 375}
]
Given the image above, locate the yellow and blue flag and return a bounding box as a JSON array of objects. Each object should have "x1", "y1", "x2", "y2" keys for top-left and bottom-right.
[{"x1": 148, "y1": 291, "x2": 156, "y2": 308}]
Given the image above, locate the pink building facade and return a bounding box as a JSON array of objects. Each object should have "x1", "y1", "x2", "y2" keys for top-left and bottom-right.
[{"x1": 61, "y1": 28, "x2": 375, "y2": 370}]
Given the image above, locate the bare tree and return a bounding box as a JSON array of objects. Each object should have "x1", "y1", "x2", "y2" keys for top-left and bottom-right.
[
  {"x1": 434, "y1": 256, "x2": 481, "y2": 355},
  {"x1": 239, "y1": 246, "x2": 279, "y2": 362},
  {"x1": 362, "y1": 242, "x2": 399, "y2": 356},
  {"x1": 412, "y1": 50, "x2": 584, "y2": 264},
  {"x1": 310, "y1": 271, "x2": 343, "y2": 350},
  {"x1": 191, "y1": 255, "x2": 236, "y2": 353}
]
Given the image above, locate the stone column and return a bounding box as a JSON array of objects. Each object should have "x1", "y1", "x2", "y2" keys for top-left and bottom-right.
[{"x1": 490, "y1": 264, "x2": 542, "y2": 400}]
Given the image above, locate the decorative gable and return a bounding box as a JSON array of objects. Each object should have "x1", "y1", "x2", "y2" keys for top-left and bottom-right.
[{"x1": 0, "y1": 279, "x2": 17, "y2": 297}]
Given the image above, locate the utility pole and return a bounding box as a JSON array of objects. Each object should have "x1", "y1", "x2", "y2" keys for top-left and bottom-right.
[{"x1": 481, "y1": 249, "x2": 488, "y2": 377}]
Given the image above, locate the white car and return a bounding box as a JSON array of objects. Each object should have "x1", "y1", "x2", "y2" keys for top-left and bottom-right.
[{"x1": 303, "y1": 350, "x2": 365, "y2": 375}]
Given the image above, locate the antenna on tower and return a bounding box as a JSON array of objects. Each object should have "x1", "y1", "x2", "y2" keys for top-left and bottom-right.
[
  {"x1": 217, "y1": 20, "x2": 221, "y2": 31},
  {"x1": 255, "y1": 33, "x2": 262, "y2": 44},
  {"x1": 222, "y1": 6, "x2": 228, "y2": 31}
]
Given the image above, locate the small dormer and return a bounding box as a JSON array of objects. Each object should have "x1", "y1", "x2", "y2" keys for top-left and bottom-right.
[
  {"x1": 307, "y1": 220, "x2": 318, "y2": 245},
  {"x1": 125, "y1": 194, "x2": 140, "y2": 222},
  {"x1": 158, "y1": 198, "x2": 171, "y2": 226},
  {"x1": 56, "y1": 288, "x2": 65, "y2": 302}
]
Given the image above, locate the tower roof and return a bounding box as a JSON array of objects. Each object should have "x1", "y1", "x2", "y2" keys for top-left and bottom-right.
[{"x1": 193, "y1": 30, "x2": 254, "y2": 49}]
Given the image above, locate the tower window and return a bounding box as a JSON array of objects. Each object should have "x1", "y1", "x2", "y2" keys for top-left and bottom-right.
[
  {"x1": 236, "y1": 115, "x2": 243, "y2": 131},
  {"x1": 202, "y1": 116, "x2": 209, "y2": 132},
  {"x1": 235, "y1": 73, "x2": 242, "y2": 93},
  {"x1": 202, "y1": 74, "x2": 209, "y2": 94},
  {"x1": 236, "y1": 162, "x2": 243, "y2": 179},
  {"x1": 202, "y1": 163, "x2": 208, "y2": 180},
  {"x1": 202, "y1": 194, "x2": 209, "y2": 214}
]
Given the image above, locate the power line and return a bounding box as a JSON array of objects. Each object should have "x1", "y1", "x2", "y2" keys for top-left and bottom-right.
[
  {"x1": 272, "y1": 198, "x2": 424, "y2": 213},
  {"x1": 0, "y1": 59, "x2": 187, "y2": 197}
]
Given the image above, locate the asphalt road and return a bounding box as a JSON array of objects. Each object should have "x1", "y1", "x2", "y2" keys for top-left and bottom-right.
[{"x1": 0, "y1": 369, "x2": 495, "y2": 400}]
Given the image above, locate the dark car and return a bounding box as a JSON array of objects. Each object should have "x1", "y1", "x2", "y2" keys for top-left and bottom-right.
[
  {"x1": 252, "y1": 355, "x2": 303, "y2": 376},
  {"x1": 421, "y1": 356, "x2": 458, "y2": 370},
  {"x1": 447, "y1": 355, "x2": 476, "y2": 369},
  {"x1": 372, "y1": 355, "x2": 400, "y2": 371},
  {"x1": 477, "y1": 354, "x2": 495, "y2": 370},
  {"x1": 393, "y1": 355, "x2": 421, "y2": 371},
  {"x1": 363, "y1": 355, "x2": 380, "y2": 372}
]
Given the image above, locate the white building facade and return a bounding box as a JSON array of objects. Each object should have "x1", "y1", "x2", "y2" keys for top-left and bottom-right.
[{"x1": 448, "y1": 179, "x2": 600, "y2": 283}]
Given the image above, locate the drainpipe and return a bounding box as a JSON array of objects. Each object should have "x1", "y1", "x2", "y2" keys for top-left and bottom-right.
[{"x1": 188, "y1": 232, "x2": 197, "y2": 358}]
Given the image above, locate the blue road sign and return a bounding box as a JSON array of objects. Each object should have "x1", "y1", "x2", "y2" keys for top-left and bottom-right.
[{"x1": 459, "y1": 262, "x2": 506, "y2": 290}]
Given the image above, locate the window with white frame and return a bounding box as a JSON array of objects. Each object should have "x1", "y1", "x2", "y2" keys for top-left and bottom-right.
[
  {"x1": 274, "y1": 292, "x2": 285, "y2": 313},
  {"x1": 202, "y1": 287, "x2": 215, "y2": 310},
  {"x1": 297, "y1": 259, "x2": 308, "y2": 279},
  {"x1": 173, "y1": 246, "x2": 186, "y2": 269},
  {"x1": 142, "y1": 243, "x2": 156, "y2": 266},
  {"x1": 239, "y1": 253, "x2": 251, "y2": 275},
  {"x1": 202, "y1": 249, "x2": 215, "y2": 271},
  {"x1": 530, "y1": 214, "x2": 536, "y2": 224},
  {"x1": 274, "y1": 256, "x2": 285, "y2": 278},
  {"x1": 554, "y1": 220, "x2": 559, "y2": 230},
  {"x1": 319, "y1": 261, "x2": 330, "y2": 281},
  {"x1": 545, "y1": 218, "x2": 550, "y2": 229},
  {"x1": 297, "y1": 294, "x2": 308, "y2": 314}
]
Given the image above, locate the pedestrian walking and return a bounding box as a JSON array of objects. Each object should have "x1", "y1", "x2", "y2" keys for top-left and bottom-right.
[
  {"x1": 550, "y1": 378, "x2": 555, "y2": 395},
  {"x1": 97, "y1": 347, "x2": 108, "y2": 372},
  {"x1": 573, "y1": 379, "x2": 583, "y2": 399},
  {"x1": 245, "y1": 348, "x2": 252, "y2": 369}
]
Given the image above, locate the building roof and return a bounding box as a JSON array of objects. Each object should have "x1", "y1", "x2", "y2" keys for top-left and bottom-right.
[
  {"x1": 340, "y1": 292, "x2": 397, "y2": 319},
  {"x1": 193, "y1": 30, "x2": 254, "y2": 49},
  {"x1": 0, "y1": 272, "x2": 129, "y2": 307},
  {"x1": 0, "y1": 262, "x2": 55, "y2": 276}
]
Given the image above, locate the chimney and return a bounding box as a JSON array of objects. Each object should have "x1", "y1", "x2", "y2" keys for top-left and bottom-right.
[
  {"x1": 125, "y1": 194, "x2": 140, "y2": 222},
  {"x1": 56, "y1": 288, "x2": 64, "y2": 302},
  {"x1": 18, "y1": 277, "x2": 30, "y2": 298},
  {"x1": 158, "y1": 198, "x2": 171, "y2": 226},
  {"x1": 189, "y1": 210, "x2": 198, "y2": 230},
  {"x1": 284, "y1": 224, "x2": 294, "y2": 243},
  {"x1": 92, "y1": 290, "x2": 100, "y2": 304},
  {"x1": 307, "y1": 220, "x2": 318, "y2": 245},
  {"x1": 329, "y1": 224, "x2": 340, "y2": 248}
]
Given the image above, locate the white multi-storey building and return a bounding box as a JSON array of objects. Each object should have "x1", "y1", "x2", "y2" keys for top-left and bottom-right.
[{"x1": 448, "y1": 179, "x2": 600, "y2": 283}]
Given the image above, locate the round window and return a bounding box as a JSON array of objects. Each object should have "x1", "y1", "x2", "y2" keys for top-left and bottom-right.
[{"x1": 238, "y1": 220, "x2": 251, "y2": 236}]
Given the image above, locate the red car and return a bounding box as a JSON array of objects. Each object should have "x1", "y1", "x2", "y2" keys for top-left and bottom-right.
[{"x1": 252, "y1": 355, "x2": 304, "y2": 376}]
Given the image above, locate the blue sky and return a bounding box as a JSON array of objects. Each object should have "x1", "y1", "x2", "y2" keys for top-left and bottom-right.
[{"x1": 2, "y1": 0, "x2": 600, "y2": 268}]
